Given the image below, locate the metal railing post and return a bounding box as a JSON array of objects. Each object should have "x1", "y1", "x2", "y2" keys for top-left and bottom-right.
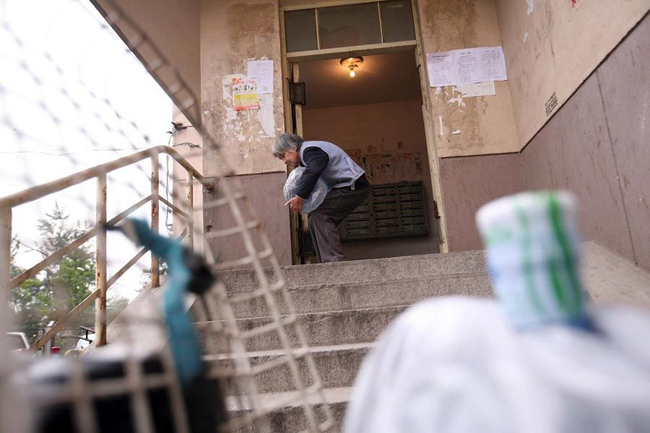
[
  {"x1": 151, "y1": 150, "x2": 160, "y2": 288},
  {"x1": 0, "y1": 147, "x2": 212, "y2": 350},
  {"x1": 95, "y1": 174, "x2": 108, "y2": 346},
  {"x1": 186, "y1": 170, "x2": 194, "y2": 250},
  {"x1": 0, "y1": 206, "x2": 12, "y2": 316}
]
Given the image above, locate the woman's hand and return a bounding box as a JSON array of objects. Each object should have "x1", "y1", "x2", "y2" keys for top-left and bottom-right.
[{"x1": 285, "y1": 196, "x2": 305, "y2": 213}]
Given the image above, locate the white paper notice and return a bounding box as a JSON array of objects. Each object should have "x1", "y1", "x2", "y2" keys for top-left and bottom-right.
[
  {"x1": 479, "y1": 47, "x2": 507, "y2": 82},
  {"x1": 427, "y1": 52, "x2": 456, "y2": 86},
  {"x1": 427, "y1": 46, "x2": 507, "y2": 87},
  {"x1": 456, "y1": 81, "x2": 496, "y2": 98},
  {"x1": 456, "y1": 49, "x2": 481, "y2": 84},
  {"x1": 246, "y1": 60, "x2": 274, "y2": 94}
]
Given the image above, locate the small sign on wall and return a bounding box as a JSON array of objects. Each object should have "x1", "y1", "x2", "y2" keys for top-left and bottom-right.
[{"x1": 232, "y1": 78, "x2": 259, "y2": 111}]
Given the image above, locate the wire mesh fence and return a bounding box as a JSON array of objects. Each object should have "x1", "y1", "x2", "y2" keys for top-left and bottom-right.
[{"x1": 0, "y1": 0, "x2": 333, "y2": 431}]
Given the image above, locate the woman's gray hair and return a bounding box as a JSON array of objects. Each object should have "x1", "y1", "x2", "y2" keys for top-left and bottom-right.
[{"x1": 272, "y1": 133, "x2": 304, "y2": 157}]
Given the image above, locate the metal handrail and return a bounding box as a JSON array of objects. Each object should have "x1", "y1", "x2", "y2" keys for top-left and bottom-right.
[
  {"x1": 0, "y1": 146, "x2": 210, "y2": 208},
  {"x1": 0, "y1": 145, "x2": 213, "y2": 352}
]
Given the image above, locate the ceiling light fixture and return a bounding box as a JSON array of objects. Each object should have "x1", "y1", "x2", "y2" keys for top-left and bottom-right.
[{"x1": 340, "y1": 56, "x2": 363, "y2": 78}]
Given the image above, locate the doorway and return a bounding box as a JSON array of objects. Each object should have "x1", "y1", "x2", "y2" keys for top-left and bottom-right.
[
  {"x1": 280, "y1": 0, "x2": 447, "y2": 264},
  {"x1": 287, "y1": 49, "x2": 441, "y2": 262}
]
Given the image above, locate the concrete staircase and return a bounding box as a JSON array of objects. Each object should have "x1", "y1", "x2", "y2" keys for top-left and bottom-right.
[
  {"x1": 103, "y1": 242, "x2": 650, "y2": 431},
  {"x1": 205, "y1": 250, "x2": 492, "y2": 431}
]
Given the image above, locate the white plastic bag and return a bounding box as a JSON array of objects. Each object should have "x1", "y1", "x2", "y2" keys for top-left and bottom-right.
[
  {"x1": 345, "y1": 297, "x2": 650, "y2": 433},
  {"x1": 283, "y1": 167, "x2": 330, "y2": 214}
]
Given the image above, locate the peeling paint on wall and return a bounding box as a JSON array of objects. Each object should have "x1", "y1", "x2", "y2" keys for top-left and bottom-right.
[
  {"x1": 455, "y1": 81, "x2": 496, "y2": 98},
  {"x1": 256, "y1": 93, "x2": 275, "y2": 137},
  {"x1": 220, "y1": 72, "x2": 275, "y2": 143},
  {"x1": 496, "y1": 0, "x2": 649, "y2": 148},
  {"x1": 417, "y1": 0, "x2": 520, "y2": 157},
  {"x1": 348, "y1": 151, "x2": 424, "y2": 184},
  {"x1": 201, "y1": 0, "x2": 285, "y2": 177},
  {"x1": 447, "y1": 88, "x2": 467, "y2": 107},
  {"x1": 222, "y1": 74, "x2": 243, "y2": 102},
  {"x1": 526, "y1": 0, "x2": 534, "y2": 15}
]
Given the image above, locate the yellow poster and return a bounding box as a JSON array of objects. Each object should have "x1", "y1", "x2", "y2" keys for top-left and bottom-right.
[{"x1": 232, "y1": 78, "x2": 259, "y2": 111}]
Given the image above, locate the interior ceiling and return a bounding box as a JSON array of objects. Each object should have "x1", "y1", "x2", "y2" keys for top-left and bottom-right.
[{"x1": 299, "y1": 50, "x2": 422, "y2": 110}]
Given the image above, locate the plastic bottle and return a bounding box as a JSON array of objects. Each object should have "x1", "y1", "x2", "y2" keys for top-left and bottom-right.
[{"x1": 476, "y1": 190, "x2": 595, "y2": 331}]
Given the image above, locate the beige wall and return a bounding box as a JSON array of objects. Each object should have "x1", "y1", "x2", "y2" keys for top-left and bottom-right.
[
  {"x1": 200, "y1": 0, "x2": 285, "y2": 177},
  {"x1": 440, "y1": 153, "x2": 523, "y2": 251},
  {"x1": 204, "y1": 172, "x2": 292, "y2": 266},
  {"x1": 93, "y1": 0, "x2": 202, "y2": 127},
  {"x1": 521, "y1": 15, "x2": 650, "y2": 270},
  {"x1": 303, "y1": 99, "x2": 440, "y2": 259},
  {"x1": 496, "y1": 0, "x2": 649, "y2": 147},
  {"x1": 199, "y1": 0, "x2": 290, "y2": 266},
  {"x1": 417, "y1": 0, "x2": 519, "y2": 157}
]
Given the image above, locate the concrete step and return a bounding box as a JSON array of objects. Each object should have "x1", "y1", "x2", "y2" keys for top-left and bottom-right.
[
  {"x1": 225, "y1": 273, "x2": 492, "y2": 319},
  {"x1": 201, "y1": 251, "x2": 487, "y2": 432},
  {"x1": 199, "y1": 306, "x2": 407, "y2": 353},
  {"x1": 226, "y1": 387, "x2": 350, "y2": 433},
  {"x1": 206, "y1": 343, "x2": 371, "y2": 396},
  {"x1": 217, "y1": 250, "x2": 486, "y2": 293}
]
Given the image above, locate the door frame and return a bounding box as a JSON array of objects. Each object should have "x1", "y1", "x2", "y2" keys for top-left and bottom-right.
[{"x1": 279, "y1": 0, "x2": 449, "y2": 263}]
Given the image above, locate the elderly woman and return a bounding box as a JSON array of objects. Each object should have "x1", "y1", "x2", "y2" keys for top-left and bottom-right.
[{"x1": 273, "y1": 133, "x2": 370, "y2": 263}]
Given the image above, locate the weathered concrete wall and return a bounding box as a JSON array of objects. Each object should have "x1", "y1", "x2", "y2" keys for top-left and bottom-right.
[
  {"x1": 436, "y1": 14, "x2": 650, "y2": 262},
  {"x1": 417, "y1": 0, "x2": 519, "y2": 157},
  {"x1": 171, "y1": 107, "x2": 204, "y2": 254},
  {"x1": 200, "y1": 0, "x2": 285, "y2": 177},
  {"x1": 303, "y1": 99, "x2": 440, "y2": 259},
  {"x1": 496, "y1": 0, "x2": 649, "y2": 147},
  {"x1": 93, "y1": 0, "x2": 201, "y2": 126},
  {"x1": 200, "y1": 0, "x2": 290, "y2": 265},
  {"x1": 204, "y1": 172, "x2": 291, "y2": 266},
  {"x1": 598, "y1": 14, "x2": 650, "y2": 271},
  {"x1": 440, "y1": 153, "x2": 522, "y2": 252},
  {"x1": 521, "y1": 14, "x2": 650, "y2": 271},
  {"x1": 520, "y1": 74, "x2": 634, "y2": 262}
]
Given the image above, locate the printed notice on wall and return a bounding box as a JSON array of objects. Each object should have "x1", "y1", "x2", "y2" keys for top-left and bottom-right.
[
  {"x1": 427, "y1": 52, "x2": 455, "y2": 86},
  {"x1": 232, "y1": 78, "x2": 259, "y2": 111},
  {"x1": 246, "y1": 60, "x2": 274, "y2": 94},
  {"x1": 427, "y1": 46, "x2": 507, "y2": 87}
]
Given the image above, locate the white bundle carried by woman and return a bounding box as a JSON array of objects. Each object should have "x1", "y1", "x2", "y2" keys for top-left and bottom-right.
[{"x1": 283, "y1": 167, "x2": 330, "y2": 214}]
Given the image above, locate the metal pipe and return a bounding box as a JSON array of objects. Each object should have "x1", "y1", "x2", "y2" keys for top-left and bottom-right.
[
  {"x1": 2, "y1": 146, "x2": 213, "y2": 351},
  {"x1": 0, "y1": 206, "x2": 11, "y2": 315},
  {"x1": 95, "y1": 174, "x2": 108, "y2": 346},
  {"x1": 159, "y1": 196, "x2": 188, "y2": 219},
  {"x1": 151, "y1": 149, "x2": 160, "y2": 289},
  {"x1": 106, "y1": 247, "x2": 149, "y2": 289},
  {"x1": 186, "y1": 170, "x2": 194, "y2": 250},
  {"x1": 11, "y1": 195, "x2": 151, "y2": 289},
  {"x1": 0, "y1": 146, "x2": 213, "y2": 208}
]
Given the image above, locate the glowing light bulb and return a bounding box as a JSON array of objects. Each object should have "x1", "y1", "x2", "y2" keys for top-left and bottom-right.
[{"x1": 349, "y1": 69, "x2": 356, "y2": 77}]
